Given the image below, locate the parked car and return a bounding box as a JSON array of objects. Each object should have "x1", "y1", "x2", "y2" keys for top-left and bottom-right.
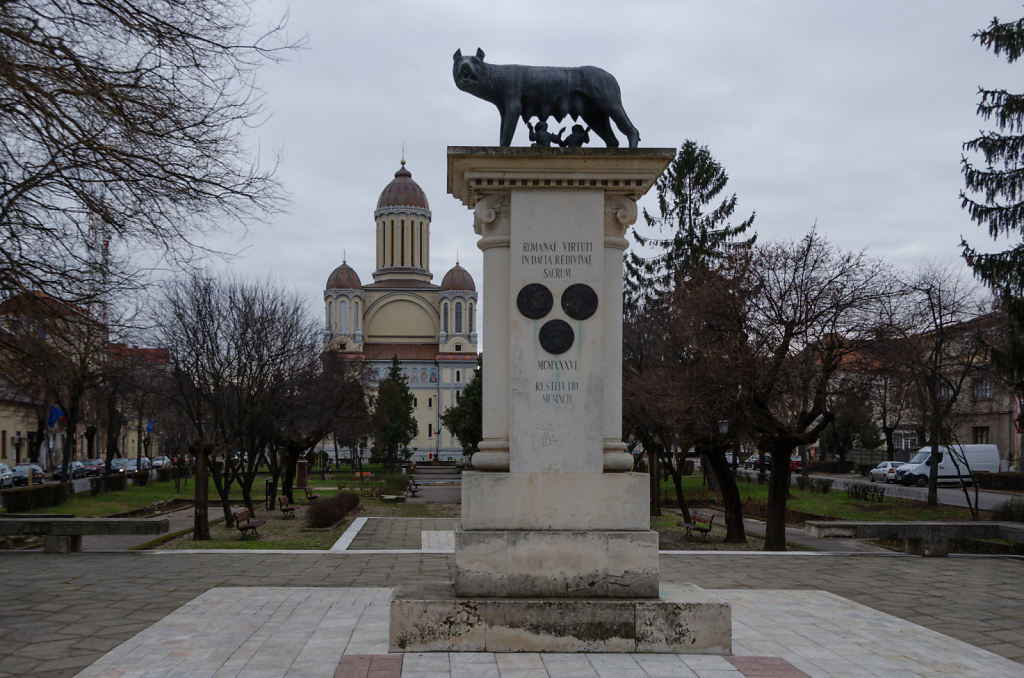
[
  {"x1": 110, "y1": 458, "x2": 127, "y2": 473},
  {"x1": 152, "y1": 456, "x2": 171, "y2": 469},
  {"x1": 52, "y1": 461, "x2": 87, "y2": 481},
  {"x1": 868, "y1": 460, "x2": 902, "y2": 483},
  {"x1": 0, "y1": 463, "x2": 12, "y2": 488},
  {"x1": 82, "y1": 458, "x2": 106, "y2": 476},
  {"x1": 744, "y1": 454, "x2": 771, "y2": 470},
  {"x1": 789, "y1": 455, "x2": 803, "y2": 472},
  {"x1": 11, "y1": 464, "x2": 44, "y2": 486}
]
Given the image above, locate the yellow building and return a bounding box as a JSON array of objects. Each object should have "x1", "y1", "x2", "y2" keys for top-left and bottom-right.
[{"x1": 324, "y1": 161, "x2": 478, "y2": 461}]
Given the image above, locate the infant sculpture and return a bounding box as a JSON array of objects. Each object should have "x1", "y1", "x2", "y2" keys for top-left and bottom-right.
[{"x1": 452, "y1": 48, "x2": 640, "y2": 149}]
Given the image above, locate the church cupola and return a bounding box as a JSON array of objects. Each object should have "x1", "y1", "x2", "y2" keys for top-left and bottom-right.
[{"x1": 373, "y1": 160, "x2": 433, "y2": 283}]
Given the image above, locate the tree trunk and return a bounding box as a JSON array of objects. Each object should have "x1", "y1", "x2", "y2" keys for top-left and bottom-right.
[
  {"x1": 193, "y1": 442, "x2": 210, "y2": 540},
  {"x1": 208, "y1": 458, "x2": 234, "y2": 525},
  {"x1": 764, "y1": 444, "x2": 793, "y2": 551},
  {"x1": 704, "y1": 448, "x2": 746, "y2": 543},
  {"x1": 927, "y1": 414, "x2": 940, "y2": 506},
  {"x1": 667, "y1": 453, "x2": 692, "y2": 524},
  {"x1": 649, "y1": 445, "x2": 662, "y2": 516},
  {"x1": 281, "y1": 443, "x2": 302, "y2": 503},
  {"x1": 883, "y1": 427, "x2": 895, "y2": 459}
]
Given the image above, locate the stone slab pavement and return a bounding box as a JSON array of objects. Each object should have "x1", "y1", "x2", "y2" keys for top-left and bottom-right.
[
  {"x1": 0, "y1": 550, "x2": 1021, "y2": 677},
  {"x1": 70, "y1": 586, "x2": 1024, "y2": 678}
]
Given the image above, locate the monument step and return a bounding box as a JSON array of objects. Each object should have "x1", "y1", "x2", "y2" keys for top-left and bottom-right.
[{"x1": 389, "y1": 582, "x2": 731, "y2": 654}]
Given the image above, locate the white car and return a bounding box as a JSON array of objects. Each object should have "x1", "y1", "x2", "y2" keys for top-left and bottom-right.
[
  {"x1": 868, "y1": 460, "x2": 902, "y2": 483},
  {"x1": 0, "y1": 463, "x2": 12, "y2": 488},
  {"x1": 151, "y1": 456, "x2": 172, "y2": 469}
]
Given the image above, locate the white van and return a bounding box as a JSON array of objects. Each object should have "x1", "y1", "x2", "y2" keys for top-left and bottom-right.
[{"x1": 896, "y1": 444, "x2": 1000, "y2": 487}]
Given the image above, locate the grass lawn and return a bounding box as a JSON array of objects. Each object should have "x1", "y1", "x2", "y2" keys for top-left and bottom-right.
[{"x1": 662, "y1": 474, "x2": 982, "y2": 522}]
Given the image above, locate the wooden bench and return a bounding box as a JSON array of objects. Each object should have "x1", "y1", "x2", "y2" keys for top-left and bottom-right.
[
  {"x1": 407, "y1": 477, "x2": 419, "y2": 497},
  {"x1": 278, "y1": 495, "x2": 297, "y2": 518},
  {"x1": 303, "y1": 486, "x2": 321, "y2": 503},
  {"x1": 232, "y1": 507, "x2": 266, "y2": 539},
  {"x1": 805, "y1": 520, "x2": 1024, "y2": 557},
  {"x1": 0, "y1": 517, "x2": 169, "y2": 553},
  {"x1": 679, "y1": 509, "x2": 716, "y2": 542}
]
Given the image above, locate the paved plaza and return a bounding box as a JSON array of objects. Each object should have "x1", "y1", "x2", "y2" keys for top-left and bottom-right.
[{"x1": 0, "y1": 517, "x2": 1021, "y2": 677}]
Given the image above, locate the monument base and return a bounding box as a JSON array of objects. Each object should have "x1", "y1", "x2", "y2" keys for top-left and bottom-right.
[
  {"x1": 455, "y1": 528, "x2": 659, "y2": 598},
  {"x1": 389, "y1": 582, "x2": 732, "y2": 653}
]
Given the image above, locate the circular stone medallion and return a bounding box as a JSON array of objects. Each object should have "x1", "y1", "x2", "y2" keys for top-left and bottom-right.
[
  {"x1": 539, "y1": 319, "x2": 574, "y2": 354},
  {"x1": 561, "y1": 283, "x2": 598, "y2": 320},
  {"x1": 516, "y1": 283, "x2": 553, "y2": 319}
]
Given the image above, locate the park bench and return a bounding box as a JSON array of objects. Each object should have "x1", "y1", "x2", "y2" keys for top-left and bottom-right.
[
  {"x1": 303, "y1": 486, "x2": 321, "y2": 503},
  {"x1": 278, "y1": 495, "x2": 297, "y2": 519},
  {"x1": 679, "y1": 509, "x2": 716, "y2": 542},
  {"x1": 805, "y1": 520, "x2": 1024, "y2": 557},
  {"x1": 232, "y1": 507, "x2": 266, "y2": 539},
  {"x1": 0, "y1": 516, "x2": 169, "y2": 553},
  {"x1": 407, "y1": 477, "x2": 419, "y2": 498}
]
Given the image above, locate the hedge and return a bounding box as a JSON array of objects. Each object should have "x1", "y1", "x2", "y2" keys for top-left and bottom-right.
[
  {"x1": 1, "y1": 483, "x2": 69, "y2": 512},
  {"x1": 89, "y1": 474, "x2": 126, "y2": 495},
  {"x1": 972, "y1": 471, "x2": 1024, "y2": 491},
  {"x1": 305, "y1": 492, "x2": 360, "y2": 528}
]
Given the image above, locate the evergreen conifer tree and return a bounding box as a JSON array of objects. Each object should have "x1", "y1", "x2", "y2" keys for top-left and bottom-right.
[
  {"x1": 442, "y1": 357, "x2": 482, "y2": 459},
  {"x1": 625, "y1": 140, "x2": 756, "y2": 301},
  {"x1": 960, "y1": 15, "x2": 1024, "y2": 459},
  {"x1": 369, "y1": 356, "x2": 418, "y2": 470}
]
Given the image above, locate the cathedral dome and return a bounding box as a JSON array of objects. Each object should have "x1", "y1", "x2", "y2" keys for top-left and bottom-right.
[
  {"x1": 440, "y1": 263, "x2": 475, "y2": 291},
  {"x1": 326, "y1": 262, "x2": 361, "y2": 290},
  {"x1": 375, "y1": 161, "x2": 429, "y2": 215}
]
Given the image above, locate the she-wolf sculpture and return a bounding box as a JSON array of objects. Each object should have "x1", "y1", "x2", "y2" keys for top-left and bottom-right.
[{"x1": 452, "y1": 48, "x2": 640, "y2": 149}]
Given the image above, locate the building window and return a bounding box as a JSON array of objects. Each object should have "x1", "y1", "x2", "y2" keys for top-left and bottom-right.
[
  {"x1": 1, "y1": 430, "x2": 6, "y2": 459},
  {"x1": 339, "y1": 300, "x2": 347, "y2": 334},
  {"x1": 326, "y1": 299, "x2": 332, "y2": 329},
  {"x1": 972, "y1": 377, "x2": 992, "y2": 401},
  {"x1": 972, "y1": 426, "x2": 990, "y2": 444},
  {"x1": 938, "y1": 382, "x2": 953, "y2": 401},
  {"x1": 339, "y1": 342, "x2": 346, "y2": 351},
  {"x1": 455, "y1": 301, "x2": 463, "y2": 334},
  {"x1": 454, "y1": 344, "x2": 462, "y2": 352},
  {"x1": 354, "y1": 301, "x2": 359, "y2": 330},
  {"x1": 428, "y1": 397, "x2": 433, "y2": 408},
  {"x1": 428, "y1": 423, "x2": 433, "y2": 438},
  {"x1": 469, "y1": 303, "x2": 474, "y2": 332},
  {"x1": 414, "y1": 397, "x2": 418, "y2": 407},
  {"x1": 443, "y1": 303, "x2": 449, "y2": 333},
  {"x1": 456, "y1": 369, "x2": 461, "y2": 382}
]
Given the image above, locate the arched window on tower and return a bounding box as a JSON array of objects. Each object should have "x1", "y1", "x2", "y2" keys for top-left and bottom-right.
[
  {"x1": 400, "y1": 219, "x2": 405, "y2": 265},
  {"x1": 339, "y1": 300, "x2": 347, "y2": 334},
  {"x1": 326, "y1": 299, "x2": 333, "y2": 331},
  {"x1": 354, "y1": 301, "x2": 360, "y2": 330},
  {"x1": 455, "y1": 301, "x2": 463, "y2": 334},
  {"x1": 469, "y1": 303, "x2": 474, "y2": 333},
  {"x1": 443, "y1": 303, "x2": 449, "y2": 333}
]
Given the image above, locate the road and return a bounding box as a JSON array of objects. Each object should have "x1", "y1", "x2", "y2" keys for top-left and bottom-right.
[{"x1": 736, "y1": 468, "x2": 1017, "y2": 512}]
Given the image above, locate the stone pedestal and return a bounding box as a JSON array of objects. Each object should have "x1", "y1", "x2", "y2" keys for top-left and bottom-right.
[
  {"x1": 391, "y1": 582, "x2": 732, "y2": 654},
  {"x1": 389, "y1": 147, "x2": 731, "y2": 654}
]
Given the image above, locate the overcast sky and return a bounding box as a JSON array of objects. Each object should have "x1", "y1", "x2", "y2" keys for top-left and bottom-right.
[{"x1": 204, "y1": 1, "x2": 1024, "y2": 324}]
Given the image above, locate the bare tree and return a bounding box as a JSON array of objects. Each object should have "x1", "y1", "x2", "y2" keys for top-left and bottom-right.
[
  {"x1": 157, "y1": 273, "x2": 322, "y2": 536},
  {"x1": 904, "y1": 265, "x2": 989, "y2": 508},
  {"x1": 740, "y1": 230, "x2": 888, "y2": 550},
  {"x1": 0, "y1": 0, "x2": 296, "y2": 308}
]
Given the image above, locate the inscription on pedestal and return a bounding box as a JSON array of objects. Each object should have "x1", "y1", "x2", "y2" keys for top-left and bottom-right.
[{"x1": 510, "y1": 190, "x2": 605, "y2": 473}]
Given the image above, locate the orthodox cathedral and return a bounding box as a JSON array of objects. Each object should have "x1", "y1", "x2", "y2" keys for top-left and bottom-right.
[{"x1": 323, "y1": 161, "x2": 478, "y2": 461}]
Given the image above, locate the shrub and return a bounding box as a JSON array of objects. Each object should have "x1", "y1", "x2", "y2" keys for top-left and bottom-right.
[
  {"x1": 847, "y1": 482, "x2": 885, "y2": 502},
  {"x1": 89, "y1": 473, "x2": 127, "y2": 495},
  {"x1": 993, "y1": 497, "x2": 1024, "y2": 522},
  {"x1": 811, "y1": 477, "x2": 833, "y2": 494},
  {"x1": 807, "y1": 460, "x2": 844, "y2": 474},
  {"x1": 131, "y1": 471, "x2": 149, "y2": 487},
  {"x1": 1, "y1": 483, "x2": 69, "y2": 512},
  {"x1": 382, "y1": 474, "x2": 409, "y2": 495},
  {"x1": 305, "y1": 492, "x2": 360, "y2": 528},
  {"x1": 796, "y1": 475, "x2": 809, "y2": 491},
  {"x1": 682, "y1": 460, "x2": 695, "y2": 476}
]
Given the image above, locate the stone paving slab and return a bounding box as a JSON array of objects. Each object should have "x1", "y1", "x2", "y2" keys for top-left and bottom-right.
[
  {"x1": 71, "y1": 586, "x2": 1023, "y2": 677},
  {"x1": 0, "y1": 551, "x2": 1021, "y2": 677}
]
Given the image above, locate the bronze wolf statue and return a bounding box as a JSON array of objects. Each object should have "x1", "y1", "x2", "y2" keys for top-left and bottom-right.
[{"x1": 452, "y1": 48, "x2": 640, "y2": 149}]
